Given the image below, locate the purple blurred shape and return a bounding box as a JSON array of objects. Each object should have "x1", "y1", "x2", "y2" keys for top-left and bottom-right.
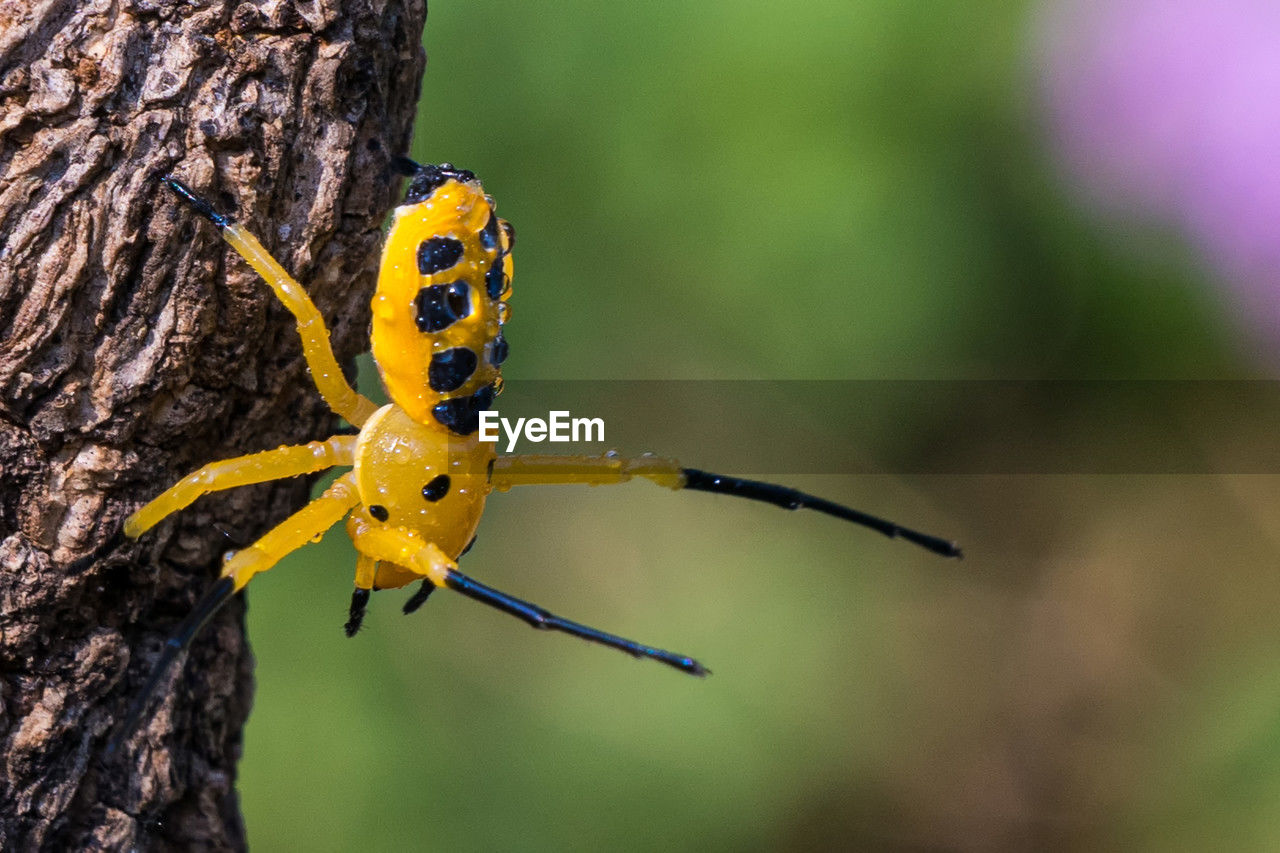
[{"x1": 1043, "y1": 0, "x2": 1280, "y2": 334}]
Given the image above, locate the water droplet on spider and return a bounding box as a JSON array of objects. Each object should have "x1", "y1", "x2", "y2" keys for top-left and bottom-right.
[
  {"x1": 497, "y1": 303, "x2": 511, "y2": 324},
  {"x1": 639, "y1": 451, "x2": 656, "y2": 459},
  {"x1": 222, "y1": 550, "x2": 237, "y2": 564},
  {"x1": 310, "y1": 532, "x2": 324, "y2": 543},
  {"x1": 604, "y1": 449, "x2": 620, "y2": 459}
]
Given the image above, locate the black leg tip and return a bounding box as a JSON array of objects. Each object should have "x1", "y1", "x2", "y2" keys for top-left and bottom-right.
[
  {"x1": 65, "y1": 528, "x2": 126, "y2": 574},
  {"x1": 907, "y1": 532, "x2": 964, "y2": 559},
  {"x1": 162, "y1": 174, "x2": 233, "y2": 228},
  {"x1": 402, "y1": 581, "x2": 436, "y2": 614},
  {"x1": 681, "y1": 658, "x2": 711, "y2": 677},
  {"x1": 345, "y1": 587, "x2": 371, "y2": 637}
]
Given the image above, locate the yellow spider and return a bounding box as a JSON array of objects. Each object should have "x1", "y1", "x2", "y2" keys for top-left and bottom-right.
[{"x1": 115, "y1": 161, "x2": 960, "y2": 740}]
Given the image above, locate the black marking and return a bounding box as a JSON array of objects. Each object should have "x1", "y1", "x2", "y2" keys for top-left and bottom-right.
[
  {"x1": 679, "y1": 468, "x2": 963, "y2": 559},
  {"x1": 162, "y1": 176, "x2": 234, "y2": 228},
  {"x1": 368, "y1": 504, "x2": 389, "y2": 522},
  {"x1": 445, "y1": 568, "x2": 708, "y2": 676},
  {"x1": 345, "y1": 587, "x2": 371, "y2": 637},
  {"x1": 402, "y1": 581, "x2": 436, "y2": 614},
  {"x1": 460, "y1": 534, "x2": 477, "y2": 557},
  {"x1": 480, "y1": 209, "x2": 500, "y2": 251},
  {"x1": 417, "y1": 237, "x2": 465, "y2": 275},
  {"x1": 432, "y1": 384, "x2": 495, "y2": 435},
  {"x1": 422, "y1": 474, "x2": 451, "y2": 502},
  {"x1": 501, "y1": 220, "x2": 516, "y2": 251},
  {"x1": 489, "y1": 334, "x2": 509, "y2": 367},
  {"x1": 402, "y1": 162, "x2": 476, "y2": 204},
  {"x1": 485, "y1": 256, "x2": 506, "y2": 300},
  {"x1": 428, "y1": 347, "x2": 478, "y2": 393},
  {"x1": 414, "y1": 281, "x2": 471, "y2": 333}
]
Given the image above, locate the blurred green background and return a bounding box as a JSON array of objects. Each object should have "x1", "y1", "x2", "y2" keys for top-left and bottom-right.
[{"x1": 235, "y1": 1, "x2": 1280, "y2": 849}]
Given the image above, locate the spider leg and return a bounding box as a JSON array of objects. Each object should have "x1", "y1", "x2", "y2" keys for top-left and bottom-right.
[
  {"x1": 401, "y1": 582, "x2": 435, "y2": 615},
  {"x1": 348, "y1": 522, "x2": 706, "y2": 676},
  {"x1": 220, "y1": 473, "x2": 361, "y2": 590},
  {"x1": 402, "y1": 534, "x2": 472, "y2": 614},
  {"x1": 444, "y1": 570, "x2": 708, "y2": 676},
  {"x1": 124, "y1": 435, "x2": 356, "y2": 538},
  {"x1": 162, "y1": 176, "x2": 380, "y2": 427},
  {"x1": 110, "y1": 474, "x2": 361, "y2": 753},
  {"x1": 345, "y1": 553, "x2": 377, "y2": 637},
  {"x1": 491, "y1": 454, "x2": 961, "y2": 558}
]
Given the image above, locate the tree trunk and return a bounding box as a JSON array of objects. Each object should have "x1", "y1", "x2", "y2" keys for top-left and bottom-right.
[{"x1": 0, "y1": 0, "x2": 426, "y2": 847}]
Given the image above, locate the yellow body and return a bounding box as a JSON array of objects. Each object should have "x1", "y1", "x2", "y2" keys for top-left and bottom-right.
[
  {"x1": 371, "y1": 179, "x2": 513, "y2": 425},
  {"x1": 120, "y1": 164, "x2": 955, "y2": 704},
  {"x1": 348, "y1": 404, "x2": 493, "y2": 589},
  {"x1": 128, "y1": 169, "x2": 684, "y2": 600}
]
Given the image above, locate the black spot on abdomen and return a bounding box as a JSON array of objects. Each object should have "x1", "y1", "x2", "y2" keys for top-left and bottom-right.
[
  {"x1": 428, "y1": 347, "x2": 478, "y2": 393},
  {"x1": 432, "y1": 384, "x2": 495, "y2": 435},
  {"x1": 485, "y1": 256, "x2": 506, "y2": 300},
  {"x1": 369, "y1": 504, "x2": 389, "y2": 522},
  {"x1": 417, "y1": 237, "x2": 464, "y2": 274},
  {"x1": 480, "y1": 210, "x2": 500, "y2": 251},
  {"x1": 489, "y1": 334, "x2": 509, "y2": 366},
  {"x1": 422, "y1": 474, "x2": 451, "y2": 502},
  {"x1": 415, "y1": 282, "x2": 471, "y2": 332}
]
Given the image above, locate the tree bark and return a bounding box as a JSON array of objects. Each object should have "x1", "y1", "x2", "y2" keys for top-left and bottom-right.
[{"x1": 0, "y1": 0, "x2": 426, "y2": 847}]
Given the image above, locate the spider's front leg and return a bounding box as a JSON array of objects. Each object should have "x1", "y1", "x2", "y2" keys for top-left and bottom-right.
[
  {"x1": 162, "y1": 176, "x2": 379, "y2": 427},
  {"x1": 347, "y1": 519, "x2": 708, "y2": 676}
]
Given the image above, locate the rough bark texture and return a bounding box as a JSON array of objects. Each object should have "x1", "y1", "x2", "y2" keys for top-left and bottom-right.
[{"x1": 0, "y1": 0, "x2": 426, "y2": 847}]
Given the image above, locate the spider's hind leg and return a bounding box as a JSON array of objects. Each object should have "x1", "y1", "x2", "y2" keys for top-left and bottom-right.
[{"x1": 112, "y1": 474, "x2": 363, "y2": 752}]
